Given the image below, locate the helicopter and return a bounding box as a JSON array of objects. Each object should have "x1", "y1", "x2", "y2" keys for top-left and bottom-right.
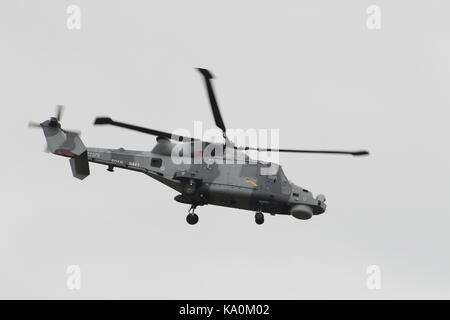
[{"x1": 29, "y1": 68, "x2": 369, "y2": 225}]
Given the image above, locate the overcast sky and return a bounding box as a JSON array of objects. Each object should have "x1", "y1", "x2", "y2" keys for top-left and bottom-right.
[{"x1": 1, "y1": 0, "x2": 449, "y2": 299}]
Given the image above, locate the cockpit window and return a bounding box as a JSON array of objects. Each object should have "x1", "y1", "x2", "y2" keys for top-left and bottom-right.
[
  {"x1": 279, "y1": 167, "x2": 291, "y2": 195},
  {"x1": 259, "y1": 163, "x2": 279, "y2": 176},
  {"x1": 151, "y1": 158, "x2": 162, "y2": 168}
]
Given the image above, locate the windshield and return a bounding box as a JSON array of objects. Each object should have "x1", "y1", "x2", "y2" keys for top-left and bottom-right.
[{"x1": 279, "y1": 167, "x2": 288, "y2": 183}]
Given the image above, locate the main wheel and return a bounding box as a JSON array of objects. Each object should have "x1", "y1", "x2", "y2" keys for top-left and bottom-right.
[
  {"x1": 186, "y1": 213, "x2": 199, "y2": 225},
  {"x1": 255, "y1": 212, "x2": 264, "y2": 225}
]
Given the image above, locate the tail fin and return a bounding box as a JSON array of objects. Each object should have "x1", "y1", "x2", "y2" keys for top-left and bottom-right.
[
  {"x1": 40, "y1": 119, "x2": 90, "y2": 180},
  {"x1": 69, "y1": 151, "x2": 90, "y2": 180}
]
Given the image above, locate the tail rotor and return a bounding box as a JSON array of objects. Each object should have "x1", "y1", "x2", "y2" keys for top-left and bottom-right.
[
  {"x1": 29, "y1": 105, "x2": 90, "y2": 180},
  {"x1": 28, "y1": 105, "x2": 81, "y2": 134}
]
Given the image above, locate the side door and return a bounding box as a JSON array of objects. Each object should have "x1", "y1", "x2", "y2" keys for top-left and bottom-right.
[{"x1": 257, "y1": 163, "x2": 282, "y2": 194}]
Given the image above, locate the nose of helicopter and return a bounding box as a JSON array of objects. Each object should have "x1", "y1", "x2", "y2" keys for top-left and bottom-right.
[
  {"x1": 315, "y1": 194, "x2": 327, "y2": 214},
  {"x1": 289, "y1": 184, "x2": 327, "y2": 219}
]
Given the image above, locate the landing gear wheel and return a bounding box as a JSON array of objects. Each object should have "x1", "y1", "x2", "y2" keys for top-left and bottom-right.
[
  {"x1": 255, "y1": 212, "x2": 264, "y2": 225},
  {"x1": 186, "y1": 213, "x2": 199, "y2": 225},
  {"x1": 186, "y1": 205, "x2": 199, "y2": 225}
]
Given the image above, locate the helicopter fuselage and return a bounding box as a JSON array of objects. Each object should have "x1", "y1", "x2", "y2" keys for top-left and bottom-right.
[{"x1": 85, "y1": 138, "x2": 326, "y2": 219}]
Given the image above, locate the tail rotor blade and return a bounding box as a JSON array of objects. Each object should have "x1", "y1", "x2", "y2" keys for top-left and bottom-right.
[
  {"x1": 28, "y1": 121, "x2": 41, "y2": 128},
  {"x1": 56, "y1": 104, "x2": 64, "y2": 121}
]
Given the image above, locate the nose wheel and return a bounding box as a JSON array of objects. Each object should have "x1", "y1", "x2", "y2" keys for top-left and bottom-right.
[
  {"x1": 255, "y1": 212, "x2": 264, "y2": 225},
  {"x1": 186, "y1": 205, "x2": 199, "y2": 225}
]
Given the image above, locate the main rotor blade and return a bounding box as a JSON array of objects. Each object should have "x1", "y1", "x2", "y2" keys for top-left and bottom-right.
[
  {"x1": 94, "y1": 117, "x2": 196, "y2": 142},
  {"x1": 235, "y1": 146, "x2": 369, "y2": 156},
  {"x1": 197, "y1": 68, "x2": 226, "y2": 134}
]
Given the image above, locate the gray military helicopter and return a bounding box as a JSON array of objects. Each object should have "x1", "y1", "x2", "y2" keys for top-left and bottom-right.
[{"x1": 29, "y1": 68, "x2": 368, "y2": 225}]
